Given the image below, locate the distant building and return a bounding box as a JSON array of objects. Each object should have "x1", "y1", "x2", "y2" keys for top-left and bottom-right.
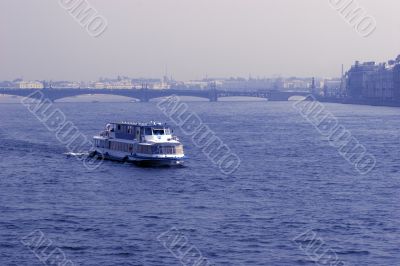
[
  {"x1": 105, "y1": 80, "x2": 133, "y2": 89},
  {"x1": 131, "y1": 78, "x2": 162, "y2": 89},
  {"x1": 394, "y1": 64, "x2": 400, "y2": 101},
  {"x1": 91, "y1": 81, "x2": 133, "y2": 89},
  {"x1": 346, "y1": 61, "x2": 379, "y2": 99},
  {"x1": 365, "y1": 64, "x2": 394, "y2": 100},
  {"x1": 86, "y1": 78, "x2": 172, "y2": 90},
  {"x1": 51, "y1": 81, "x2": 81, "y2": 89},
  {"x1": 346, "y1": 56, "x2": 400, "y2": 101},
  {"x1": 18, "y1": 81, "x2": 44, "y2": 89},
  {"x1": 182, "y1": 80, "x2": 209, "y2": 90},
  {"x1": 220, "y1": 78, "x2": 276, "y2": 91},
  {"x1": 282, "y1": 78, "x2": 311, "y2": 90},
  {"x1": 93, "y1": 82, "x2": 106, "y2": 89},
  {"x1": 152, "y1": 82, "x2": 170, "y2": 90},
  {"x1": 322, "y1": 78, "x2": 342, "y2": 97}
]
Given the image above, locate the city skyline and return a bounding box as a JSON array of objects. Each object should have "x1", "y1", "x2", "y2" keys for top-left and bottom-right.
[
  {"x1": 1, "y1": 0, "x2": 400, "y2": 81},
  {"x1": 2, "y1": 2, "x2": 400, "y2": 266}
]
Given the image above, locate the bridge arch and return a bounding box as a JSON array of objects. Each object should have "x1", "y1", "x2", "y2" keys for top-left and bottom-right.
[
  {"x1": 218, "y1": 96, "x2": 269, "y2": 101},
  {"x1": 288, "y1": 95, "x2": 307, "y2": 101},
  {"x1": 0, "y1": 94, "x2": 31, "y2": 103},
  {"x1": 149, "y1": 96, "x2": 210, "y2": 102},
  {"x1": 287, "y1": 95, "x2": 314, "y2": 101},
  {"x1": 54, "y1": 94, "x2": 140, "y2": 102}
]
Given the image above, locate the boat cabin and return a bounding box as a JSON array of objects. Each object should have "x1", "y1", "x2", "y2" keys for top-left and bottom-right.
[{"x1": 108, "y1": 122, "x2": 172, "y2": 141}]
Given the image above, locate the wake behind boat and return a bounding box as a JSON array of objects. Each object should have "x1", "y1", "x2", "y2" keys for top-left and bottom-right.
[{"x1": 91, "y1": 121, "x2": 185, "y2": 166}]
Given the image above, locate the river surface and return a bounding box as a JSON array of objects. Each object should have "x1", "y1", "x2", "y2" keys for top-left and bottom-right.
[{"x1": 0, "y1": 98, "x2": 399, "y2": 265}]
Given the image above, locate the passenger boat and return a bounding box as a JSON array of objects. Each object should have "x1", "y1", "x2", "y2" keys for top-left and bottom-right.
[{"x1": 91, "y1": 122, "x2": 185, "y2": 166}]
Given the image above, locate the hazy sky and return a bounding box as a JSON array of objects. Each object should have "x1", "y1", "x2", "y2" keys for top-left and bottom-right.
[{"x1": 1, "y1": 0, "x2": 400, "y2": 81}]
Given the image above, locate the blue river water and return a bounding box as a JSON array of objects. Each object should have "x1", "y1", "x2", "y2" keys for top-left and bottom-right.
[{"x1": 0, "y1": 99, "x2": 399, "y2": 265}]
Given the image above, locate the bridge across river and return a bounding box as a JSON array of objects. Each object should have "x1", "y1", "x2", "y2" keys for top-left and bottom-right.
[{"x1": 0, "y1": 88, "x2": 312, "y2": 102}]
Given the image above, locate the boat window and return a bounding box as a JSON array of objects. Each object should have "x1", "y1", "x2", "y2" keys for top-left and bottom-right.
[
  {"x1": 153, "y1": 129, "x2": 165, "y2": 135},
  {"x1": 145, "y1": 128, "x2": 152, "y2": 135},
  {"x1": 164, "y1": 128, "x2": 171, "y2": 135}
]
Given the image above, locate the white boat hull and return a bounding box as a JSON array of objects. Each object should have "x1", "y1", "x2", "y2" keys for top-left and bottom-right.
[{"x1": 91, "y1": 148, "x2": 185, "y2": 166}]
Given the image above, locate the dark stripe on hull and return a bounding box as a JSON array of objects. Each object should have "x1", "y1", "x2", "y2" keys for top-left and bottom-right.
[
  {"x1": 90, "y1": 151, "x2": 184, "y2": 167},
  {"x1": 132, "y1": 160, "x2": 184, "y2": 167}
]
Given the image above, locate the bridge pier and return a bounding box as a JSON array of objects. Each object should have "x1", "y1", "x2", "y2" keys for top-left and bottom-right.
[
  {"x1": 209, "y1": 88, "x2": 218, "y2": 102},
  {"x1": 209, "y1": 96, "x2": 218, "y2": 102},
  {"x1": 139, "y1": 89, "x2": 149, "y2": 102}
]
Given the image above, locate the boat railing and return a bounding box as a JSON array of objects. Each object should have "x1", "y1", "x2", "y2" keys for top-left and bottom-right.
[{"x1": 100, "y1": 131, "x2": 109, "y2": 137}]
